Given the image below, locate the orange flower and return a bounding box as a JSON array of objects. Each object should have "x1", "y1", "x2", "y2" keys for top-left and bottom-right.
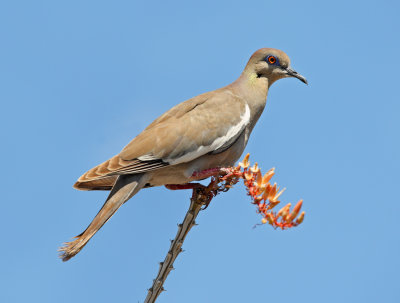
[
  {"x1": 296, "y1": 211, "x2": 305, "y2": 224},
  {"x1": 270, "y1": 188, "x2": 286, "y2": 203},
  {"x1": 262, "y1": 168, "x2": 275, "y2": 185},
  {"x1": 244, "y1": 171, "x2": 253, "y2": 181},
  {"x1": 261, "y1": 183, "x2": 272, "y2": 201},
  {"x1": 250, "y1": 162, "x2": 260, "y2": 173},
  {"x1": 214, "y1": 154, "x2": 306, "y2": 230},
  {"x1": 238, "y1": 153, "x2": 250, "y2": 169},
  {"x1": 280, "y1": 203, "x2": 291, "y2": 219},
  {"x1": 268, "y1": 200, "x2": 280, "y2": 210},
  {"x1": 266, "y1": 213, "x2": 275, "y2": 225},
  {"x1": 268, "y1": 183, "x2": 278, "y2": 201},
  {"x1": 287, "y1": 200, "x2": 303, "y2": 223}
]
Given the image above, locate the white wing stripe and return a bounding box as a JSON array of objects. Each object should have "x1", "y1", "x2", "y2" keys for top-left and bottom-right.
[
  {"x1": 137, "y1": 154, "x2": 159, "y2": 161},
  {"x1": 166, "y1": 104, "x2": 250, "y2": 165}
]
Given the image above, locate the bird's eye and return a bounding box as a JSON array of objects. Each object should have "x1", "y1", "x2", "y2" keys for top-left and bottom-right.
[{"x1": 267, "y1": 56, "x2": 277, "y2": 65}]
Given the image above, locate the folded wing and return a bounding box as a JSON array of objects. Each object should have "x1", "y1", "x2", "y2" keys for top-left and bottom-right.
[{"x1": 74, "y1": 89, "x2": 249, "y2": 190}]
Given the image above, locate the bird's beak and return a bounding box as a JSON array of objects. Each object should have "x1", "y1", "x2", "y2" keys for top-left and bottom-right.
[{"x1": 285, "y1": 68, "x2": 308, "y2": 85}]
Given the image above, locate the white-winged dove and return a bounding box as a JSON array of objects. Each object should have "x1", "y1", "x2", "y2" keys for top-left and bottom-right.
[{"x1": 59, "y1": 48, "x2": 307, "y2": 261}]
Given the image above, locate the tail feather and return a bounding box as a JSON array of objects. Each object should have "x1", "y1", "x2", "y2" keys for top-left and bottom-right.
[
  {"x1": 59, "y1": 173, "x2": 146, "y2": 261},
  {"x1": 73, "y1": 175, "x2": 118, "y2": 191}
]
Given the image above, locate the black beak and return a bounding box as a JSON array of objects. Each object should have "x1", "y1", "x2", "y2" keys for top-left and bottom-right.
[{"x1": 286, "y1": 68, "x2": 308, "y2": 85}]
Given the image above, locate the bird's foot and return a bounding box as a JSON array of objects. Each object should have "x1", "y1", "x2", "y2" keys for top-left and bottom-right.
[
  {"x1": 165, "y1": 167, "x2": 233, "y2": 209},
  {"x1": 192, "y1": 184, "x2": 214, "y2": 210},
  {"x1": 165, "y1": 182, "x2": 215, "y2": 210}
]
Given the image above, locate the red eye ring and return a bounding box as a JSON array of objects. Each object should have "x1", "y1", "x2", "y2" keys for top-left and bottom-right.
[{"x1": 268, "y1": 56, "x2": 276, "y2": 64}]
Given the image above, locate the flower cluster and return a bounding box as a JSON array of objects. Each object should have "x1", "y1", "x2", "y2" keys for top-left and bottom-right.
[{"x1": 216, "y1": 154, "x2": 305, "y2": 230}]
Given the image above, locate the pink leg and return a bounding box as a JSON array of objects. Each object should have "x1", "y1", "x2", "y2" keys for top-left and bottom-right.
[
  {"x1": 165, "y1": 183, "x2": 203, "y2": 190},
  {"x1": 165, "y1": 167, "x2": 231, "y2": 210},
  {"x1": 165, "y1": 167, "x2": 231, "y2": 191},
  {"x1": 191, "y1": 167, "x2": 222, "y2": 180}
]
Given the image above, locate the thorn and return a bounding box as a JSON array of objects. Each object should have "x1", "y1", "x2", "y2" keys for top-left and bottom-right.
[
  {"x1": 177, "y1": 223, "x2": 183, "y2": 227},
  {"x1": 169, "y1": 265, "x2": 175, "y2": 270}
]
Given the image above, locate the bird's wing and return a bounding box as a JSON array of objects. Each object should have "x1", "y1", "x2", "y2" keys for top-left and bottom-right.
[
  {"x1": 119, "y1": 89, "x2": 250, "y2": 165},
  {"x1": 75, "y1": 89, "x2": 249, "y2": 188},
  {"x1": 74, "y1": 156, "x2": 167, "y2": 189}
]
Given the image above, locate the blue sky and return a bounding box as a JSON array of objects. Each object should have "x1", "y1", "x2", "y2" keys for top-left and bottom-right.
[{"x1": 1, "y1": 0, "x2": 399, "y2": 302}]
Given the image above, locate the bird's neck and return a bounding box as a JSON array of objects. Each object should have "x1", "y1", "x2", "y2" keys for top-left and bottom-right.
[
  {"x1": 235, "y1": 70, "x2": 269, "y2": 97},
  {"x1": 231, "y1": 70, "x2": 269, "y2": 109},
  {"x1": 228, "y1": 71, "x2": 269, "y2": 132}
]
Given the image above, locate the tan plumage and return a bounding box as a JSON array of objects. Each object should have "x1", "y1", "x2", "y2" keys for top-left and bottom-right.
[
  {"x1": 60, "y1": 48, "x2": 307, "y2": 261},
  {"x1": 74, "y1": 91, "x2": 246, "y2": 189}
]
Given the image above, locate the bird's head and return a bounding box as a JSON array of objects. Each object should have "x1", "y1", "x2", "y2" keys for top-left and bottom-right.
[{"x1": 244, "y1": 48, "x2": 307, "y2": 87}]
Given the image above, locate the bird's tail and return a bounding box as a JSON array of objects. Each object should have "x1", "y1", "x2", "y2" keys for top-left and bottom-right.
[{"x1": 59, "y1": 173, "x2": 147, "y2": 261}]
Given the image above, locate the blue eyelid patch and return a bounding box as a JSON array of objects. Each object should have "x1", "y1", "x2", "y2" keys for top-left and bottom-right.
[{"x1": 265, "y1": 55, "x2": 280, "y2": 65}]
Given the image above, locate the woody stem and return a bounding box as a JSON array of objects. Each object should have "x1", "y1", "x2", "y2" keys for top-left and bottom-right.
[{"x1": 143, "y1": 187, "x2": 211, "y2": 303}]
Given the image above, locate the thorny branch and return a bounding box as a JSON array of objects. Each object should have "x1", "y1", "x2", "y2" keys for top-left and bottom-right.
[
  {"x1": 143, "y1": 187, "x2": 212, "y2": 303},
  {"x1": 143, "y1": 154, "x2": 305, "y2": 303}
]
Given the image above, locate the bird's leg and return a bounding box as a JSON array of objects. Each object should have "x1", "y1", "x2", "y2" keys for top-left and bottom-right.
[
  {"x1": 165, "y1": 183, "x2": 204, "y2": 190},
  {"x1": 190, "y1": 167, "x2": 222, "y2": 180},
  {"x1": 164, "y1": 167, "x2": 226, "y2": 191},
  {"x1": 165, "y1": 167, "x2": 231, "y2": 209}
]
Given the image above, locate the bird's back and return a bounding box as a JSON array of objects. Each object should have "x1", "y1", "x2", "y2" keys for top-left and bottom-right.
[{"x1": 73, "y1": 87, "x2": 243, "y2": 190}]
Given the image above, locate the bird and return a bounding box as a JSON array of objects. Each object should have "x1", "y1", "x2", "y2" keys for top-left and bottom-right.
[{"x1": 59, "y1": 48, "x2": 307, "y2": 261}]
